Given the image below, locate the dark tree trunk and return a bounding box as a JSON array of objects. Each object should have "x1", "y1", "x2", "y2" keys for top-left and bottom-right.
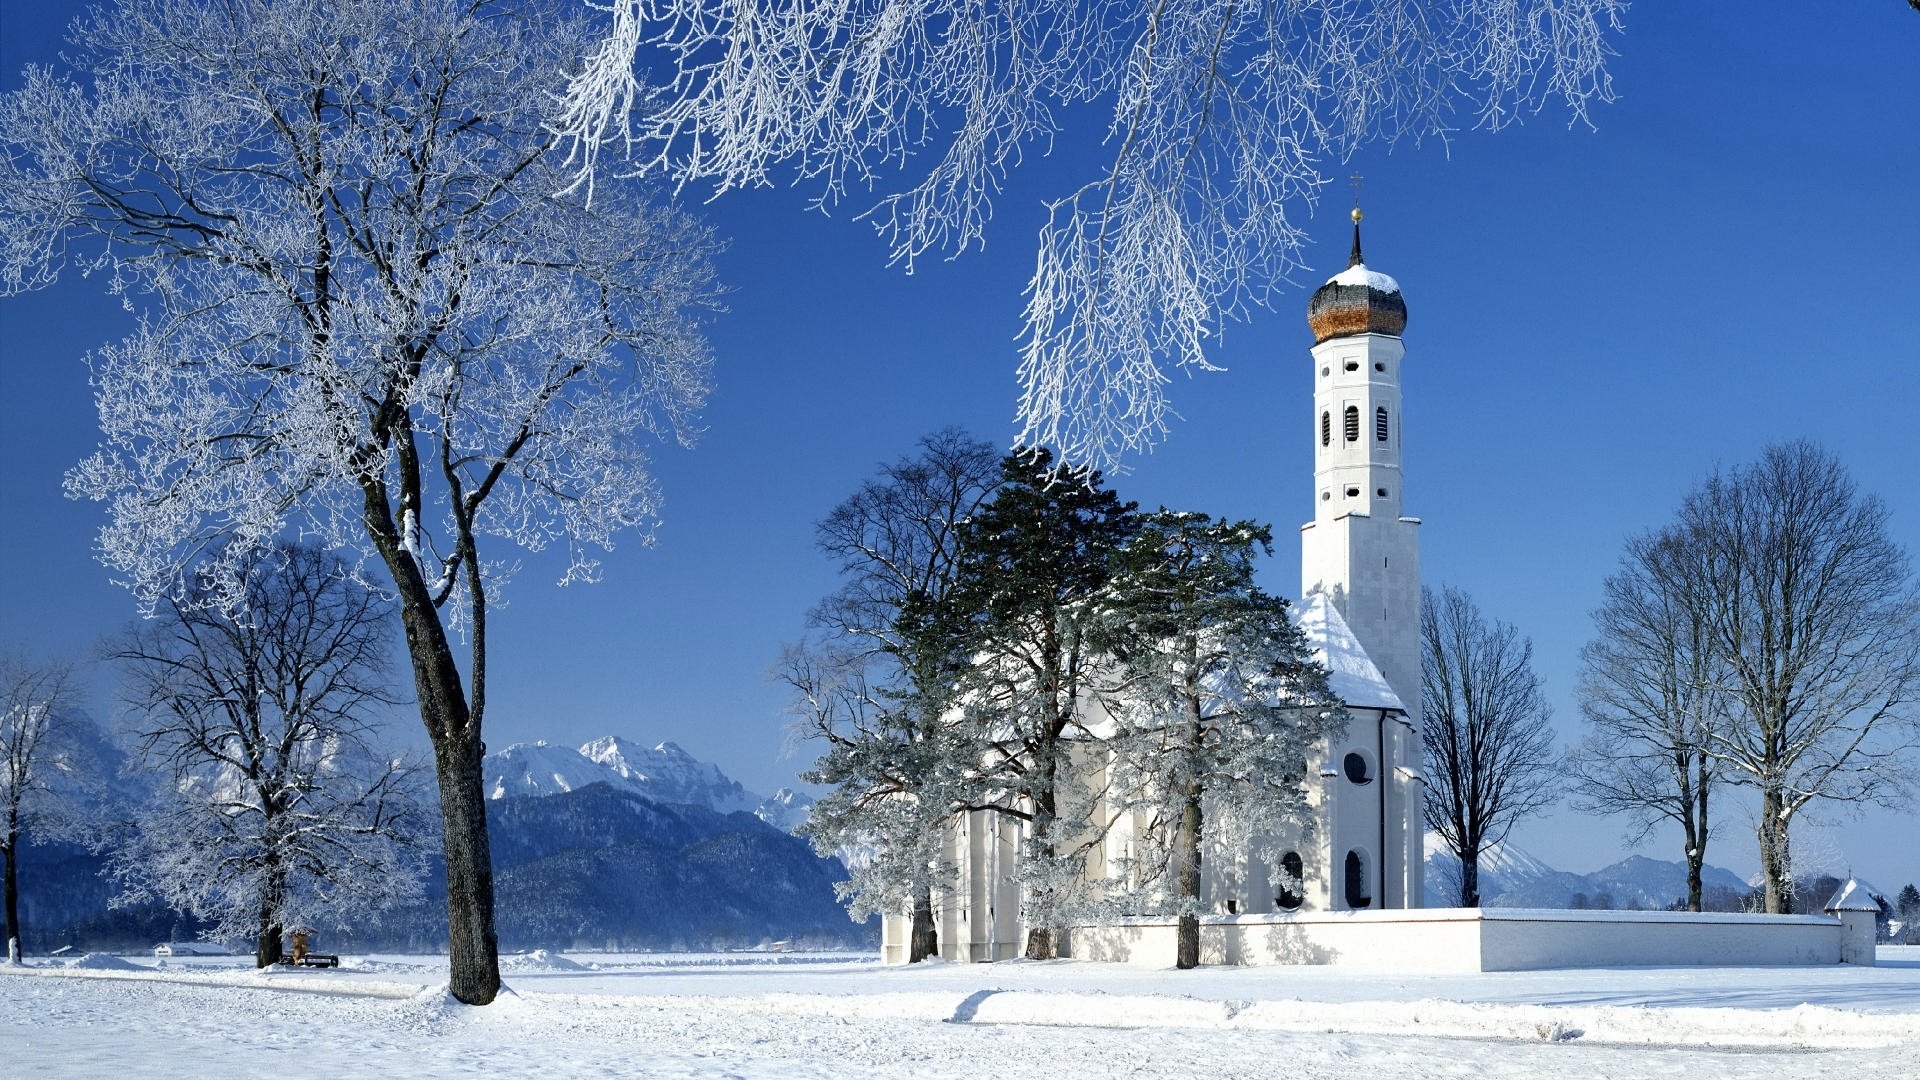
[
  {"x1": 908, "y1": 885, "x2": 938, "y2": 962},
  {"x1": 257, "y1": 917, "x2": 284, "y2": 968},
  {"x1": 375, "y1": 485, "x2": 502, "y2": 1007},
  {"x1": 256, "y1": 859, "x2": 285, "y2": 968},
  {"x1": 3, "y1": 837, "x2": 19, "y2": 957},
  {"x1": 1459, "y1": 848, "x2": 1481, "y2": 908},
  {"x1": 435, "y1": 729, "x2": 500, "y2": 1002},
  {"x1": 1759, "y1": 786, "x2": 1791, "y2": 914}
]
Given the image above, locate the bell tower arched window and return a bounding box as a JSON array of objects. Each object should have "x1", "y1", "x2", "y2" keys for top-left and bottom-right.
[
  {"x1": 1343, "y1": 406, "x2": 1359, "y2": 443},
  {"x1": 1376, "y1": 406, "x2": 1389, "y2": 443},
  {"x1": 1320, "y1": 411, "x2": 1330, "y2": 447}
]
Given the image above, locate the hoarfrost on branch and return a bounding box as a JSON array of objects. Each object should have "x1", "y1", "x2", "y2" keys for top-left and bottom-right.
[{"x1": 556, "y1": 0, "x2": 1625, "y2": 469}]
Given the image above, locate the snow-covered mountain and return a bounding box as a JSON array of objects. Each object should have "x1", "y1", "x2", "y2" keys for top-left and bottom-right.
[
  {"x1": 753, "y1": 787, "x2": 817, "y2": 835},
  {"x1": 1423, "y1": 833, "x2": 1751, "y2": 909},
  {"x1": 483, "y1": 737, "x2": 811, "y2": 834}
]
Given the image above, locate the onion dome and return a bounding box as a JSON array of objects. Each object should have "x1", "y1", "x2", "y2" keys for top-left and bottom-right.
[{"x1": 1307, "y1": 208, "x2": 1407, "y2": 343}]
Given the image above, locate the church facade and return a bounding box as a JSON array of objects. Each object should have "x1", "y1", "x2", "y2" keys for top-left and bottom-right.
[{"x1": 882, "y1": 212, "x2": 1425, "y2": 963}]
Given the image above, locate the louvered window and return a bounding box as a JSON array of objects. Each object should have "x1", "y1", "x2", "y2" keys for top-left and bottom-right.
[
  {"x1": 1320, "y1": 411, "x2": 1330, "y2": 447},
  {"x1": 1376, "y1": 406, "x2": 1389, "y2": 442},
  {"x1": 1343, "y1": 406, "x2": 1359, "y2": 442}
]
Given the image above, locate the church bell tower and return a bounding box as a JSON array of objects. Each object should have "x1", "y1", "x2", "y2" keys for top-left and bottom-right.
[{"x1": 1301, "y1": 208, "x2": 1422, "y2": 714}]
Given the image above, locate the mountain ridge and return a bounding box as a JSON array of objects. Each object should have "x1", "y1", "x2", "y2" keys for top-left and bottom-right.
[{"x1": 484, "y1": 737, "x2": 814, "y2": 833}]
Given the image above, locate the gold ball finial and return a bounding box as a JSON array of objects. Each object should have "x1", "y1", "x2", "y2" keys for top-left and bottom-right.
[{"x1": 1351, "y1": 206, "x2": 1364, "y2": 223}]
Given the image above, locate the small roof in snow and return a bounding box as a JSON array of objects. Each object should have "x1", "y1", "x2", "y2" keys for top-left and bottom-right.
[
  {"x1": 1824, "y1": 877, "x2": 1885, "y2": 913},
  {"x1": 1297, "y1": 593, "x2": 1404, "y2": 711}
]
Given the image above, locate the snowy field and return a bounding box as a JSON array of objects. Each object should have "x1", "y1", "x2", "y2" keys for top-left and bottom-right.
[{"x1": 6, "y1": 948, "x2": 1917, "y2": 1079}]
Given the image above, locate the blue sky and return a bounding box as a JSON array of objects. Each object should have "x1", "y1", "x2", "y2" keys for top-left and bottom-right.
[{"x1": 3, "y1": 4, "x2": 1917, "y2": 893}]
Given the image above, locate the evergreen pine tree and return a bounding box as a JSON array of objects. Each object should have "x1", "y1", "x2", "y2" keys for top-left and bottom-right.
[
  {"x1": 949, "y1": 448, "x2": 1138, "y2": 959},
  {"x1": 1090, "y1": 511, "x2": 1344, "y2": 968}
]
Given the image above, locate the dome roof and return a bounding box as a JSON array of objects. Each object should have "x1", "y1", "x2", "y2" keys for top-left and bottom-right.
[{"x1": 1307, "y1": 213, "x2": 1406, "y2": 344}]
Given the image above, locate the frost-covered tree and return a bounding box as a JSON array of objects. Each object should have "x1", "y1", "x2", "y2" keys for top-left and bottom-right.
[
  {"x1": 111, "y1": 544, "x2": 428, "y2": 968},
  {"x1": 1, "y1": 0, "x2": 719, "y2": 1002},
  {"x1": 1681, "y1": 442, "x2": 1920, "y2": 914},
  {"x1": 788, "y1": 429, "x2": 1001, "y2": 962},
  {"x1": 948, "y1": 448, "x2": 1138, "y2": 959},
  {"x1": 1089, "y1": 511, "x2": 1343, "y2": 968},
  {"x1": 1, "y1": 652, "x2": 99, "y2": 960},
  {"x1": 554, "y1": 0, "x2": 1625, "y2": 470},
  {"x1": 1420, "y1": 585, "x2": 1557, "y2": 907},
  {"x1": 1569, "y1": 525, "x2": 1728, "y2": 911}
]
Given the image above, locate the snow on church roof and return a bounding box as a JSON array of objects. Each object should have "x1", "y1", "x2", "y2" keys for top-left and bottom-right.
[
  {"x1": 1326, "y1": 263, "x2": 1401, "y2": 294},
  {"x1": 1297, "y1": 593, "x2": 1404, "y2": 712},
  {"x1": 1823, "y1": 877, "x2": 1885, "y2": 913}
]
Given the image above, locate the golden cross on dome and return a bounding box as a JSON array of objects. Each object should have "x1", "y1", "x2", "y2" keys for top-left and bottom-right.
[{"x1": 1349, "y1": 172, "x2": 1365, "y2": 222}]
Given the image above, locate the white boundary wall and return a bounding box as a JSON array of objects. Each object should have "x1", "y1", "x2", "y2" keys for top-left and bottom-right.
[{"x1": 1066, "y1": 908, "x2": 1869, "y2": 972}]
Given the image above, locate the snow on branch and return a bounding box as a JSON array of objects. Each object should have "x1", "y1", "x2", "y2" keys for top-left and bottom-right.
[{"x1": 555, "y1": 0, "x2": 1625, "y2": 470}]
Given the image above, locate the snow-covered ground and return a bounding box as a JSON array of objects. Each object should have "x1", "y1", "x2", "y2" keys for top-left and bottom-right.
[{"x1": 6, "y1": 948, "x2": 1916, "y2": 1078}]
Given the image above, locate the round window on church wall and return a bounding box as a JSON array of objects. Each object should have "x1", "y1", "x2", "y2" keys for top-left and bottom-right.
[{"x1": 1343, "y1": 752, "x2": 1372, "y2": 784}]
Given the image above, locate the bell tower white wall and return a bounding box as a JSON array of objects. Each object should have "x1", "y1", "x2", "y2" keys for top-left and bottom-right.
[
  {"x1": 1302, "y1": 330, "x2": 1421, "y2": 715},
  {"x1": 1300, "y1": 316, "x2": 1424, "y2": 911}
]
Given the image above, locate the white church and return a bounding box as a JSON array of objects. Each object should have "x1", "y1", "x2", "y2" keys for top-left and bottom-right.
[
  {"x1": 880, "y1": 213, "x2": 1881, "y2": 972},
  {"x1": 882, "y1": 209, "x2": 1428, "y2": 963}
]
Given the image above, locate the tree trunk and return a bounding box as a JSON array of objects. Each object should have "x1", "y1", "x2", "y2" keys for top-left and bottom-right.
[
  {"x1": 1459, "y1": 848, "x2": 1481, "y2": 908},
  {"x1": 380, "y1": 516, "x2": 502, "y2": 1006},
  {"x1": 1683, "y1": 761, "x2": 1708, "y2": 912},
  {"x1": 908, "y1": 884, "x2": 938, "y2": 963},
  {"x1": 1174, "y1": 786, "x2": 1202, "y2": 970},
  {"x1": 1023, "y1": 755, "x2": 1061, "y2": 961},
  {"x1": 256, "y1": 859, "x2": 285, "y2": 968},
  {"x1": 257, "y1": 916, "x2": 284, "y2": 968},
  {"x1": 2, "y1": 838, "x2": 19, "y2": 957},
  {"x1": 435, "y1": 729, "x2": 500, "y2": 1003},
  {"x1": 1759, "y1": 786, "x2": 1791, "y2": 914}
]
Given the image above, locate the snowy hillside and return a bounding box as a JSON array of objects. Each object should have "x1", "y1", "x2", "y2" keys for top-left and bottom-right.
[
  {"x1": 1423, "y1": 834, "x2": 1751, "y2": 909},
  {"x1": 484, "y1": 737, "x2": 812, "y2": 834}
]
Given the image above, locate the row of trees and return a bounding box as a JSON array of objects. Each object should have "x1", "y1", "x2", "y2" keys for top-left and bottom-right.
[
  {"x1": 1570, "y1": 441, "x2": 1920, "y2": 914},
  {"x1": 1, "y1": 545, "x2": 428, "y2": 967},
  {"x1": 786, "y1": 430, "x2": 1345, "y2": 968}
]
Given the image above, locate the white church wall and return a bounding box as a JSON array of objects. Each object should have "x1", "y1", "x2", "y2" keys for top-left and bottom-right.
[{"x1": 1067, "y1": 908, "x2": 1859, "y2": 971}]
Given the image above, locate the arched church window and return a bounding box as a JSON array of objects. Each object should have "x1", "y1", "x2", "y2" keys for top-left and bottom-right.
[
  {"x1": 1320, "y1": 411, "x2": 1330, "y2": 447},
  {"x1": 1343, "y1": 752, "x2": 1373, "y2": 784},
  {"x1": 1376, "y1": 407, "x2": 1389, "y2": 443},
  {"x1": 1277, "y1": 852, "x2": 1305, "y2": 910},
  {"x1": 1344, "y1": 406, "x2": 1359, "y2": 442},
  {"x1": 1344, "y1": 850, "x2": 1372, "y2": 909}
]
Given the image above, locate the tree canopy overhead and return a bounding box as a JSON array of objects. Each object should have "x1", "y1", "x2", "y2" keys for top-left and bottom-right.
[{"x1": 557, "y1": 0, "x2": 1627, "y2": 470}]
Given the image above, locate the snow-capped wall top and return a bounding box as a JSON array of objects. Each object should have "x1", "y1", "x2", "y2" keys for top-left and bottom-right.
[{"x1": 1296, "y1": 593, "x2": 1404, "y2": 711}]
